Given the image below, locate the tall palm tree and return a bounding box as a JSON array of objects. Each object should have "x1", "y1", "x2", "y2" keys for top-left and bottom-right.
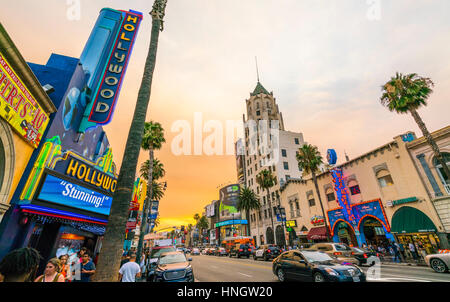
[
  {"x1": 381, "y1": 72, "x2": 450, "y2": 182},
  {"x1": 140, "y1": 158, "x2": 165, "y2": 181},
  {"x1": 296, "y1": 144, "x2": 330, "y2": 241},
  {"x1": 236, "y1": 187, "x2": 261, "y2": 239},
  {"x1": 94, "y1": 0, "x2": 169, "y2": 281},
  {"x1": 256, "y1": 169, "x2": 276, "y2": 244},
  {"x1": 193, "y1": 213, "x2": 200, "y2": 224},
  {"x1": 197, "y1": 216, "x2": 209, "y2": 244},
  {"x1": 136, "y1": 121, "x2": 166, "y2": 263}
]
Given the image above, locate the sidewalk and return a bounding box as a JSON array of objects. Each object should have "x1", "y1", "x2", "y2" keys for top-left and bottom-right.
[{"x1": 380, "y1": 255, "x2": 427, "y2": 267}]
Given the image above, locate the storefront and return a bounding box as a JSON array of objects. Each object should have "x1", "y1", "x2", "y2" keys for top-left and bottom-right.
[
  {"x1": 0, "y1": 24, "x2": 55, "y2": 222},
  {"x1": 391, "y1": 206, "x2": 441, "y2": 256},
  {"x1": 216, "y1": 219, "x2": 248, "y2": 241}
]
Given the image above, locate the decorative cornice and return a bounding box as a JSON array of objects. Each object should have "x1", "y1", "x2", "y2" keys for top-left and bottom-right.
[{"x1": 406, "y1": 125, "x2": 450, "y2": 149}]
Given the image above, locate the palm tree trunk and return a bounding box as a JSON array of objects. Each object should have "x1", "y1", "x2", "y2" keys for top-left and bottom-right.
[
  {"x1": 136, "y1": 149, "x2": 154, "y2": 263},
  {"x1": 267, "y1": 189, "x2": 275, "y2": 244},
  {"x1": 246, "y1": 209, "x2": 250, "y2": 237},
  {"x1": 93, "y1": 5, "x2": 165, "y2": 282},
  {"x1": 410, "y1": 109, "x2": 450, "y2": 182},
  {"x1": 312, "y1": 171, "x2": 330, "y2": 241}
]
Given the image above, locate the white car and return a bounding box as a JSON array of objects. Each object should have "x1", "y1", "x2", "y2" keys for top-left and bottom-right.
[
  {"x1": 192, "y1": 248, "x2": 200, "y2": 255},
  {"x1": 425, "y1": 252, "x2": 450, "y2": 273}
]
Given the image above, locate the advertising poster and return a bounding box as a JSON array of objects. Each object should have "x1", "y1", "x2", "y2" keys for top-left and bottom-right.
[{"x1": 219, "y1": 184, "x2": 241, "y2": 222}]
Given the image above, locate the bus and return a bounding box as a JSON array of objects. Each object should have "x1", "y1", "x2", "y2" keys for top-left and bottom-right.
[{"x1": 221, "y1": 236, "x2": 255, "y2": 253}]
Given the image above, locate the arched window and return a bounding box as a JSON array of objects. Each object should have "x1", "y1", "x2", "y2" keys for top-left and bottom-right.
[
  {"x1": 376, "y1": 169, "x2": 394, "y2": 187},
  {"x1": 433, "y1": 153, "x2": 450, "y2": 190},
  {"x1": 0, "y1": 137, "x2": 5, "y2": 192},
  {"x1": 325, "y1": 187, "x2": 335, "y2": 202}
]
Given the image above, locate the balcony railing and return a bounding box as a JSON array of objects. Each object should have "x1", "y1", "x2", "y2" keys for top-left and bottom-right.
[{"x1": 444, "y1": 183, "x2": 450, "y2": 195}]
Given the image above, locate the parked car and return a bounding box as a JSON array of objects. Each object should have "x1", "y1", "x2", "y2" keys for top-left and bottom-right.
[
  {"x1": 273, "y1": 250, "x2": 366, "y2": 282},
  {"x1": 307, "y1": 243, "x2": 359, "y2": 265},
  {"x1": 229, "y1": 244, "x2": 252, "y2": 258},
  {"x1": 425, "y1": 252, "x2": 450, "y2": 273},
  {"x1": 150, "y1": 251, "x2": 194, "y2": 282},
  {"x1": 350, "y1": 247, "x2": 379, "y2": 266},
  {"x1": 215, "y1": 247, "x2": 228, "y2": 256},
  {"x1": 253, "y1": 245, "x2": 281, "y2": 261},
  {"x1": 146, "y1": 245, "x2": 177, "y2": 281},
  {"x1": 191, "y1": 248, "x2": 200, "y2": 255},
  {"x1": 201, "y1": 248, "x2": 209, "y2": 255},
  {"x1": 207, "y1": 247, "x2": 216, "y2": 255}
]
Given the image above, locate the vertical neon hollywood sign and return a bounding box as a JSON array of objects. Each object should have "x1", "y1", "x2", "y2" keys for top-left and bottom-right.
[{"x1": 331, "y1": 168, "x2": 355, "y2": 222}]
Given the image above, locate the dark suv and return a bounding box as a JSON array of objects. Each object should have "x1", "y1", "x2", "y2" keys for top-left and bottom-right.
[{"x1": 229, "y1": 244, "x2": 252, "y2": 258}]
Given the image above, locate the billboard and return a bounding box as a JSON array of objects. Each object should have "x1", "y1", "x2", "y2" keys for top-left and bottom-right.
[
  {"x1": 235, "y1": 139, "x2": 245, "y2": 185},
  {"x1": 37, "y1": 174, "x2": 113, "y2": 216},
  {"x1": 218, "y1": 184, "x2": 241, "y2": 222},
  {"x1": 0, "y1": 52, "x2": 50, "y2": 148}
]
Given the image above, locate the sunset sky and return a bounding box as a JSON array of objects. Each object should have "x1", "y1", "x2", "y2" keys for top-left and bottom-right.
[{"x1": 1, "y1": 0, "x2": 450, "y2": 231}]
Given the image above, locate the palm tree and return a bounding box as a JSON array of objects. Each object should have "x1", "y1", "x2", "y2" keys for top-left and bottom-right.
[
  {"x1": 136, "y1": 121, "x2": 166, "y2": 263},
  {"x1": 140, "y1": 158, "x2": 165, "y2": 181},
  {"x1": 93, "y1": 0, "x2": 169, "y2": 282},
  {"x1": 296, "y1": 144, "x2": 330, "y2": 241},
  {"x1": 197, "y1": 216, "x2": 209, "y2": 244},
  {"x1": 381, "y1": 72, "x2": 450, "y2": 182},
  {"x1": 193, "y1": 213, "x2": 200, "y2": 224},
  {"x1": 256, "y1": 169, "x2": 276, "y2": 244},
  {"x1": 236, "y1": 187, "x2": 261, "y2": 239}
]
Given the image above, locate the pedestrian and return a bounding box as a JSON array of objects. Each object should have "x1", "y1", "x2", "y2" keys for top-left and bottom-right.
[
  {"x1": 408, "y1": 242, "x2": 418, "y2": 261},
  {"x1": 73, "y1": 251, "x2": 96, "y2": 282},
  {"x1": 118, "y1": 253, "x2": 141, "y2": 282},
  {"x1": 390, "y1": 243, "x2": 400, "y2": 263},
  {"x1": 34, "y1": 258, "x2": 65, "y2": 282},
  {"x1": 0, "y1": 247, "x2": 42, "y2": 282},
  {"x1": 120, "y1": 252, "x2": 130, "y2": 268},
  {"x1": 58, "y1": 254, "x2": 69, "y2": 281}
]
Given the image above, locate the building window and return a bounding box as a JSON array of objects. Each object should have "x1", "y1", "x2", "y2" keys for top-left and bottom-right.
[
  {"x1": 326, "y1": 192, "x2": 335, "y2": 202},
  {"x1": 283, "y1": 162, "x2": 289, "y2": 170},
  {"x1": 433, "y1": 153, "x2": 450, "y2": 193},
  {"x1": 308, "y1": 198, "x2": 316, "y2": 207},
  {"x1": 256, "y1": 110, "x2": 261, "y2": 116},
  {"x1": 377, "y1": 170, "x2": 394, "y2": 187},
  {"x1": 295, "y1": 138, "x2": 300, "y2": 145},
  {"x1": 349, "y1": 185, "x2": 361, "y2": 195},
  {"x1": 295, "y1": 201, "x2": 300, "y2": 217},
  {"x1": 281, "y1": 149, "x2": 287, "y2": 157},
  {"x1": 264, "y1": 210, "x2": 267, "y2": 219}
]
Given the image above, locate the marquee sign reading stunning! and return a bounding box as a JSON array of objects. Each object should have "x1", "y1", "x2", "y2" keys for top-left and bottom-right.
[
  {"x1": 0, "y1": 52, "x2": 49, "y2": 148},
  {"x1": 311, "y1": 215, "x2": 325, "y2": 225},
  {"x1": 88, "y1": 10, "x2": 142, "y2": 125},
  {"x1": 37, "y1": 174, "x2": 113, "y2": 216},
  {"x1": 53, "y1": 154, "x2": 117, "y2": 195}
]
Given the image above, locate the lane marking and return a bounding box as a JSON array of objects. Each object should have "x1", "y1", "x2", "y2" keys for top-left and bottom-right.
[{"x1": 238, "y1": 272, "x2": 252, "y2": 278}]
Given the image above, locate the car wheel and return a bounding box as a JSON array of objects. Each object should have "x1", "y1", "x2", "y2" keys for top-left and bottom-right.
[
  {"x1": 237, "y1": 254, "x2": 240, "y2": 259},
  {"x1": 313, "y1": 272, "x2": 326, "y2": 282},
  {"x1": 229, "y1": 253, "x2": 232, "y2": 258},
  {"x1": 277, "y1": 268, "x2": 286, "y2": 282},
  {"x1": 253, "y1": 255, "x2": 257, "y2": 260},
  {"x1": 430, "y1": 258, "x2": 448, "y2": 273}
]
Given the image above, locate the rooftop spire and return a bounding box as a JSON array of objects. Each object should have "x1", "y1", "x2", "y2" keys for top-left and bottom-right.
[{"x1": 255, "y1": 56, "x2": 260, "y2": 83}]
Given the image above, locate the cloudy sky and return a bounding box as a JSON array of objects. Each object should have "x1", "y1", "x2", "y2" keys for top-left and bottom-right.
[{"x1": 2, "y1": 0, "x2": 449, "y2": 230}]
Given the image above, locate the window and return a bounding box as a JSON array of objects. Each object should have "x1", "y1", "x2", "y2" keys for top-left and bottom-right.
[
  {"x1": 264, "y1": 210, "x2": 267, "y2": 219},
  {"x1": 349, "y1": 185, "x2": 361, "y2": 195},
  {"x1": 295, "y1": 138, "x2": 299, "y2": 145},
  {"x1": 433, "y1": 153, "x2": 450, "y2": 191},
  {"x1": 256, "y1": 110, "x2": 261, "y2": 116},
  {"x1": 281, "y1": 149, "x2": 287, "y2": 157},
  {"x1": 308, "y1": 198, "x2": 315, "y2": 207},
  {"x1": 376, "y1": 169, "x2": 394, "y2": 187},
  {"x1": 283, "y1": 162, "x2": 289, "y2": 170},
  {"x1": 326, "y1": 188, "x2": 335, "y2": 202},
  {"x1": 295, "y1": 201, "x2": 300, "y2": 217}
]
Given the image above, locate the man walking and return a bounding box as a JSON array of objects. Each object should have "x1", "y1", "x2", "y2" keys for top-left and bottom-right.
[
  {"x1": 73, "y1": 252, "x2": 96, "y2": 282},
  {"x1": 408, "y1": 242, "x2": 418, "y2": 262},
  {"x1": 119, "y1": 253, "x2": 141, "y2": 282}
]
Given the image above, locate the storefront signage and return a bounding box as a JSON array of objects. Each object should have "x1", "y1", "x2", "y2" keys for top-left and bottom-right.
[
  {"x1": 37, "y1": 174, "x2": 113, "y2": 216},
  {"x1": 88, "y1": 11, "x2": 142, "y2": 125},
  {"x1": 311, "y1": 215, "x2": 325, "y2": 225},
  {"x1": 54, "y1": 155, "x2": 117, "y2": 194},
  {"x1": 286, "y1": 220, "x2": 297, "y2": 227},
  {"x1": 327, "y1": 149, "x2": 337, "y2": 165},
  {"x1": 214, "y1": 219, "x2": 248, "y2": 228},
  {"x1": 0, "y1": 52, "x2": 49, "y2": 148},
  {"x1": 391, "y1": 197, "x2": 418, "y2": 206}
]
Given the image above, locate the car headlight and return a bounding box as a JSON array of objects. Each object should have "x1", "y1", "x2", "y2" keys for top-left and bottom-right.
[
  {"x1": 186, "y1": 266, "x2": 193, "y2": 273},
  {"x1": 324, "y1": 268, "x2": 339, "y2": 276}
]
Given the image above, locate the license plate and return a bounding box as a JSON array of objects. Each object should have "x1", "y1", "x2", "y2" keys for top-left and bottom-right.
[{"x1": 353, "y1": 277, "x2": 360, "y2": 282}]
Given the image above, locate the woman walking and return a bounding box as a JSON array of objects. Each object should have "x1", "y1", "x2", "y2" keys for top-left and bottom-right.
[{"x1": 34, "y1": 258, "x2": 65, "y2": 282}]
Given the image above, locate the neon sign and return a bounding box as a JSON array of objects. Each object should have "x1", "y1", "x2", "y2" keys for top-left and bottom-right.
[{"x1": 331, "y1": 168, "x2": 355, "y2": 222}]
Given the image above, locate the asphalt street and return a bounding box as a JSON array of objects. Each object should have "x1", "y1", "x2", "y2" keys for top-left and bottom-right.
[{"x1": 189, "y1": 254, "x2": 450, "y2": 282}]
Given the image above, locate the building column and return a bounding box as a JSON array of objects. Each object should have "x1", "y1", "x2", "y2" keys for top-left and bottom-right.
[
  {"x1": 417, "y1": 154, "x2": 443, "y2": 197},
  {"x1": 437, "y1": 233, "x2": 450, "y2": 249}
]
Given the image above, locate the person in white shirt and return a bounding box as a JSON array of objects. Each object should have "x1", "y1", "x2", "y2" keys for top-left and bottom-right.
[{"x1": 119, "y1": 253, "x2": 141, "y2": 282}]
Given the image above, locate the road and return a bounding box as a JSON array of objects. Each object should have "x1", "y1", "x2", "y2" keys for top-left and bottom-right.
[{"x1": 189, "y1": 254, "x2": 450, "y2": 282}]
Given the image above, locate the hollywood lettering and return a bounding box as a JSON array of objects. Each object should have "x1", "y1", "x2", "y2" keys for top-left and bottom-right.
[
  {"x1": 65, "y1": 159, "x2": 117, "y2": 194},
  {"x1": 331, "y1": 168, "x2": 356, "y2": 222},
  {"x1": 88, "y1": 12, "x2": 142, "y2": 124}
]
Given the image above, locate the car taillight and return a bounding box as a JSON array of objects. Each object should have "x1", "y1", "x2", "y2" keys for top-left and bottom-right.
[
  {"x1": 267, "y1": 250, "x2": 271, "y2": 253},
  {"x1": 248, "y1": 249, "x2": 251, "y2": 252},
  {"x1": 333, "y1": 252, "x2": 342, "y2": 256},
  {"x1": 376, "y1": 253, "x2": 380, "y2": 257},
  {"x1": 239, "y1": 249, "x2": 243, "y2": 252},
  {"x1": 363, "y1": 253, "x2": 368, "y2": 259},
  {"x1": 351, "y1": 252, "x2": 355, "y2": 255}
]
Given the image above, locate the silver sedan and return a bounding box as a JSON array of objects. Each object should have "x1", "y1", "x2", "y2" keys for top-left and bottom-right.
[{"x1": 425, "y1": 252, "x2": 450, "y2": 273}]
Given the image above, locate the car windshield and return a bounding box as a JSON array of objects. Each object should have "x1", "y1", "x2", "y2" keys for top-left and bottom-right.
[
  {"x1": 159, "y1": 253, "x2": 187, "y2": 265},
  {"x1": 352, "y1": 248, "x2": 365, "y2": 253},
  {"x1": 301, "y1": 251, "x2": 334, "y2": 263},
  {"x1": 151, "y1": 247, "x2": 176, "y2": 258},
  {"x1": 268, "y1": 247, "x2": 279, "y2": 251},
  {"x1": 334, "y1": 244, "x2": 351, "y2": 251}
]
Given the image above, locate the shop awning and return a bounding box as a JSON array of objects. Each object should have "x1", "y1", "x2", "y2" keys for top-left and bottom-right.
[
  {"x1": 391, "y1": 206, "x2": 437, "y2": 234},
  {"x1": 307, "y1": 226, "x2": 328, "y2": 240}
]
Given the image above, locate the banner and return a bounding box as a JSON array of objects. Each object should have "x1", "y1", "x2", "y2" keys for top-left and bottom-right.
[{"x1": 0, "y1": 52, "x2": 49, "y2": 148}]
